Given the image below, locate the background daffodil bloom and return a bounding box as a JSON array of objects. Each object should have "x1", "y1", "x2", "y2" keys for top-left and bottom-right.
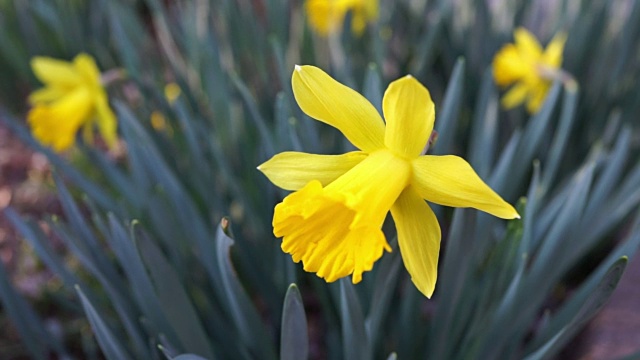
[
  {"x1": 259, "y1": 65, "x2": 519, "y2": 297},
  {"x1": 492, "y1": 27, "x2": 567, "y2": 113},
  {"x1": 306, "y1": 0, "x2": 378, "y2": 37},
  {"x1": 27, "y1": 53, "x2": 118, "y2": 152}
]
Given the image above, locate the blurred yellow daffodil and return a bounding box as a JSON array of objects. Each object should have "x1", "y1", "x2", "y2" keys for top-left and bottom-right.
[
  {"x1": 150, "y1": 82, "x2": 181, "y2": 132},
  {"x1": 27, "y1": 53, "x2": 117, "y2": 152},
  {"x1": 493, "y1": 27, "x2": 567, "y2": 113},
  {"x1": 259, "y1": 65, "x2": 519, "y2": 297},
  {"x1": 306, "y1": 0, "x2": 378, "y2": 37},
  {"x1": 163, "y1": 82, "x2": 181, "y2": 104}
]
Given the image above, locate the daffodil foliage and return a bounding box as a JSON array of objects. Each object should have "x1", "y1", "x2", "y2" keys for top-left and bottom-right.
[{"x1": 259, "y1": 66, "x2": 519, "y2": 297}]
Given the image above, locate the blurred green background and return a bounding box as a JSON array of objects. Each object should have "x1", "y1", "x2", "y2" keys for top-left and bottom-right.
[{"x1": 0, "y1": 0, "x2": 639, "y2": 359}]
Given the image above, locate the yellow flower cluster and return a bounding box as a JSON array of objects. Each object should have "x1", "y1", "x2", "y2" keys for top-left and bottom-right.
[
  {"x1": 259, "y1": 66, "x2": 519, "y2": 297},
  {"x1": 27, "y1": 53, "x2": 117, "y2": 152}
]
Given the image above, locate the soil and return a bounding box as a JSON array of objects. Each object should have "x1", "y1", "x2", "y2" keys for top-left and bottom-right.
[{"x1": 0, "y1": 119, "x2": 64, "y2": 357}]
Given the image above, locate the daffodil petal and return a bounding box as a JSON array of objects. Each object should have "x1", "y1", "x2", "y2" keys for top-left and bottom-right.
[
  {"x1": 305, "y1": 0, "x2": 345, "y2": 36},
  {"x1": 412, "y1": 155, "x2": 519, "y2": 219},
  {"x1": 493, "y1": 44, "x2": 528, "y2": 86},
  {"x1": 514, "y1": 27, "x2": 543, "y2": 59},
  {"x1": 501, "y1": 82, "x2": 529, "y2": 109},
  {"x1": 28, "y1": 106, "x2": 76, "y2": 152},
  {"x1": 383, "y1": 75, "x2": 434, "y2": 158},
  {"x1": 27, "y1": 87, "x2": 93, "y2": 152},
  {"x1": 351, "y1": 8, "x2": 367, "y2": 36},
  {"x1": 292, "y1": 65, "x2": 385, "y2": 152},
  {"x1": 390, "y1": 187, "x2": 441, "y2": 298},
  {"x1": 363, "y1": 0, "x2": 378, "y2": 22},
  {"x1": 31, "y1": 57, "x2": 82, "y2": 86},
  {"x1": 542, "y1": 32, "x2": 567, "y2": 68},
  {"x1": 258, "y1": 151, "x2": 367, "y2": 190},
  {"x1": 28, "y1": 86, "x2": 67, "y2": 105},
  {"x1": 164, "y1": 83, "x2": 182, "y2": 104},
  {"x1": 525, "y1": 82, "x2": 549, "y2": 114},
  {"x1": 73, "y1": 53, "x2": 102, "y2": 88},
  {"x1": 353, "y1": 0, "x2": 378, "y2": 36}
]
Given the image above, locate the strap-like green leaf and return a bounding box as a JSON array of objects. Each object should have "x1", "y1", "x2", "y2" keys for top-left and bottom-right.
[
  {"x1": 339, "y1": 279, "x2": 370, "y2": 360},
  {"x1": 280, "y1": 284, "x2": 308, "y2": 360},
  {"x1": 76, "y1": 285, "x2": 133, "y2": 360}
]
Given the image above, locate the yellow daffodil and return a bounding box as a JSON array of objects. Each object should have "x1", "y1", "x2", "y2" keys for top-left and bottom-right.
[
  {"x1": 164, "y1": 82, "x2": 181, "y2": 104},
  {"x1": 493, "y1": 27, "x2": 567, "y2": 113},
  {"x1": 150, "y1": 83, "x2": 181, "y2": 132},
  {"x1": 258, "y1": 66, "x2": 519, "y2": 297},
  {"x1": 27, "y1": 53, "x2": 117, "y2": 152},
  {"x1": 306, "y1": 0, "x2": 378, "y2": 37}
]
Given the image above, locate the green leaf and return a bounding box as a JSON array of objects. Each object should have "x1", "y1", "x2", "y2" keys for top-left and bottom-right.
[
  {"x1": 274, "y1": 92, "x2": 302, "y2": 152},
  {"x1": 280, "y1": 284, "x2": 308, "y2": 360},
  {"x1": 173, "y1": 355, "x2": 210, "y2": 360},
  {"x1": 137, "y1": 233, "x2": 215, "y2": 359},
  {"x1": 106, "y1": 216, "x2": 183, "y2": 351},
  {"x1": 529, "y1": 163, "x2": 594, "y2": 278},
  {"x1": 409, "y1": 1, "x2": 451, "y2": 76},
  {"x1": 532, "y1": 211, "x2": 640, "y2": 351},
  {"x1": 468, "y1": 67, "x2": 498, "y2": 179},
  {"x1": 523, "y1": 257, "x2": 628, "y2": 360},
  {"x1": 339, "y1": 279, "x2": 370, "y2": 360},
  {"x1": 585, "y1": 127, "x2": 630, "y2": 214},
  {"x1": 488, "y1": 129, "x2": 522, "y2": 190},
  {"x1": 0, "y1": 258, "x2": 53, "y2": 360},
  {"x1": 365, "y1": 238, "x2": 402, "y2": 347},
  {"x1": 520, "y1": 161, "x2": 541, "y2": 256},
  {"x1": 76, "y1": 285, "x2": 133, "y2": 360},
  {"x1": 498, "y1": 81, "x2": 562, "y2": 198},
  {"x1": 105, "y1": 1, "x2": 143, "y2": 77},
  {"x1": 540, "y1": 83, "x2": 579, "y2": 190},
  {"x1": 428, "y1": 208, "x2": 477, "y2": 359},
  {"x1": 53, "y1": 175, "x2": 121, "y2": 280},
  {"x1": 4, "y1": 208, "x2": 82, "y2": 289},
  {"x1": 362, "y1": 63, "x2": 382, "y2": 115},
  {"x1": 230, "y1": 72, "x2": 276, "y2": 156},
  {"x1": 519, "y1": 80, "x2": 562, "y2": 159},
  {"x1": 51, "y1": 179, "x2": 151, "y2": 358},
  {"x1": 214, "y1": 219, "x2": 276, "y2": 359},
  {"x1": 433, "y1": 58, "x2": 465, "y2": 156},
  {"x1": 83, "y1": 146, "x2": 138, "y2": 209}
]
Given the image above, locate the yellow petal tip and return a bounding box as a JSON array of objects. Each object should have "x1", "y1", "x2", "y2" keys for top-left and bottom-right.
[{"x1": 294, "y1": 64, "x2": 302, "y2": 72}]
